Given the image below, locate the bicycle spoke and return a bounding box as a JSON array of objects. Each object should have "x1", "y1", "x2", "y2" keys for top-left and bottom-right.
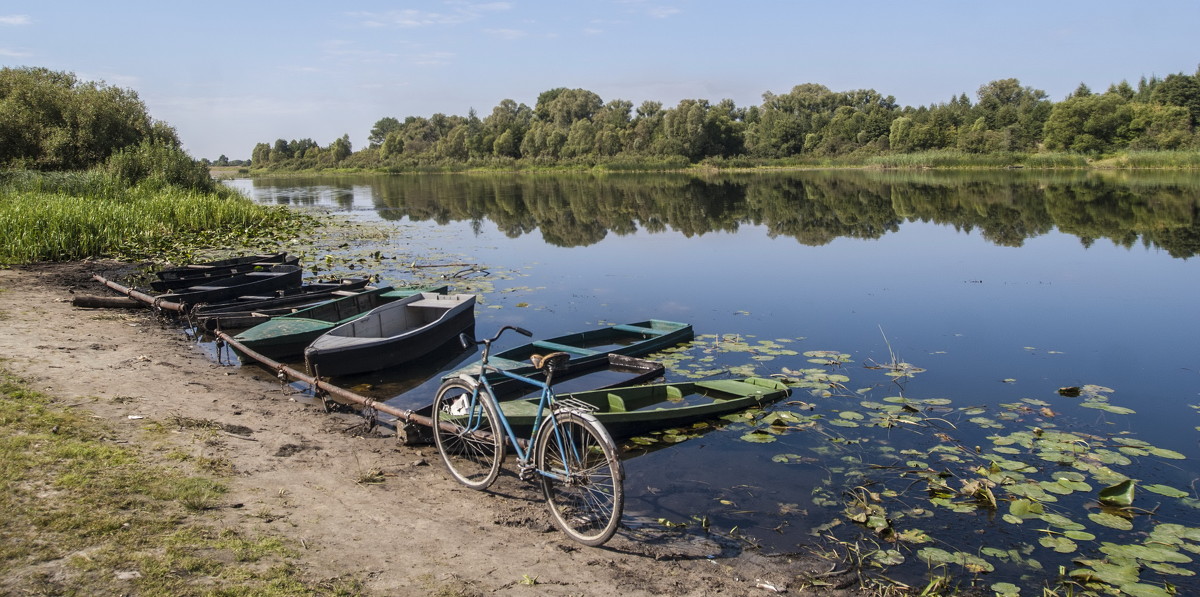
[
  {"x1": 432, "y1": 380, "x2": 503, "y2": 490},
  {"x1": 536, "y1": 412, "x2": 624, "y2": 546}
]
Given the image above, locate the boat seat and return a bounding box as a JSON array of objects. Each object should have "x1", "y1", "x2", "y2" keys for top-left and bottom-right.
[
  {"x1": 406, "y1": 298, "x2": 454, "y2": 308},
  {"x1": 531, "y1": 341, "x2": 599, "y2": 356},
  {"x1": 605, "y1": 393, "x2": 627, "y2": 412},
  {"x1": 612, "y1": 324, "x2": 664, "y2": 335}
]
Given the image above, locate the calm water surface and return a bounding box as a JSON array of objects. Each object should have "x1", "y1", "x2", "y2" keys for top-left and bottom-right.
[{"x1": 225, "y1": 171, "x2": 1200, "y2": 589}]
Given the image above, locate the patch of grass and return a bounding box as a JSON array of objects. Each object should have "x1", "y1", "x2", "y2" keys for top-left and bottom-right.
[{"x1": 0, "y1": 363, "x2": 351, "y2": 595}]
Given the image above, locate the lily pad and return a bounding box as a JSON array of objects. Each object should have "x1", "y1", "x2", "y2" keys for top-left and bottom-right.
[
  {"x1": 1143, "y1": 484, "x2": 1189, "y2": 498},
  {"x1": 1089, "y1": 511, "x2": 1134, "y2": 530},
  {"x1": 1099, "y1": 479, "x2": 1136, "y2": 507}
]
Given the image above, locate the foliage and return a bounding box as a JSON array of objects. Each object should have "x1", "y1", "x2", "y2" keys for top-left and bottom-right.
[
  {"x1": 103, "y1": 140, "x2": 218, "y2": 192},
  {"x1": 250, "y1": 67, "x2": 1200, "y2": 172},
  {"x1": 0, "y1": 66, "x2": 179, "y2": 171}
]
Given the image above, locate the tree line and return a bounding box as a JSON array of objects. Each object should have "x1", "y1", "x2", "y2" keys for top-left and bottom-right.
[{"x1": 252, "y1": 68, "x2": 1200, "y2": 170}]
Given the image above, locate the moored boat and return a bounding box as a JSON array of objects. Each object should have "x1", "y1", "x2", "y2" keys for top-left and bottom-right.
[
  {"x1": 152, "y1": 252, "x2": 299, "y2": 291},
  {"x1": 303, "y1": 292, "x2": 477, "y2": 377},
  {"x1": 156, "y1": 264, "x2": 303, "y2": 308},
  {"x1": 498, "y1": 377, "x2": 791, "y2": 439},
  {"x1": 444, "y1": 319, "x2": 693, "y2": 387},
  {"x1": 193, "y1": 281, "x2": 446, "y2": 332},
  {"x1": 230, "y1": 285, "x2": 449, "y2": 360}
]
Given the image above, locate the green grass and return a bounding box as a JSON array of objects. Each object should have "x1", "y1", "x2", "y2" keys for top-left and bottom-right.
[
  {"x1": 0, "y1": 170, "x2": 317, "y2": 266},
  {"x1": 0, "y1": 364, "x2": 360, "y2": 596}
]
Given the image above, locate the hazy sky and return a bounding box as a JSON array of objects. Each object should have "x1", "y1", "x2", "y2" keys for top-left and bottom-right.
[{"x1": 3, "y1": 1, "x2": 1197, "y2": 160}]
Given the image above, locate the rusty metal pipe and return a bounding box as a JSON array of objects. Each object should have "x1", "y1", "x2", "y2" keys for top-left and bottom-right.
[
  {"x1": 213, "y1": 330, "x2": 436, "y2": 429},
  {"x1": 90, "y1": 273, "x2": 187, "y2": 312}
]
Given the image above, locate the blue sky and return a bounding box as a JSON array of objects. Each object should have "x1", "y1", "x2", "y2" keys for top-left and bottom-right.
[{"x1": 3, "y1": 1, "x2": 1197, "y2": 160}]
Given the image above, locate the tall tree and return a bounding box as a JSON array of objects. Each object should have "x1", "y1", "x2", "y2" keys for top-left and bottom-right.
[{"x1": 368, "y1": 117, "x2": 402, "y2": 148}]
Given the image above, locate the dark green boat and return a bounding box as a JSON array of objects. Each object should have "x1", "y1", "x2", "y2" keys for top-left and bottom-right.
[
  {"x1": 231, "y1": 285, "x2": 447, "y2": 361},
  {"x1": 498, "y1": 377, "x2": 791, "y2": 440},
  {"x1": 444, "y1": 319, "x2": 693, "y2": 389}
]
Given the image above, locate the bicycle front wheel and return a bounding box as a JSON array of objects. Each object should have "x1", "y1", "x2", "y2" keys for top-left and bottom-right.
[
  {"x1": 432, "y1": 379, "x2": 504, "y2": 490},
  {"x1": 534, "y1": 410, "x2": 624, "y2": 546}
]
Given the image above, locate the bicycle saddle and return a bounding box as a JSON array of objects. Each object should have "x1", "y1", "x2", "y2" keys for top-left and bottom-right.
[{"x1": 530, "y1": 351, "x2": 570, "y2": 372}]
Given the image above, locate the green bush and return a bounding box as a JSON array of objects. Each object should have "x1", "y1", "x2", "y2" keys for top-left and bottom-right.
[{"x1": 103, "y1": 141, "x2": 216, "y2": 192}]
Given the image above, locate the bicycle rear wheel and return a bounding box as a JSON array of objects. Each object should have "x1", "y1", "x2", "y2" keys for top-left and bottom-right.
[
  {"x1": 432, "y1": 379, "x2": 504, "y2": 490},
  {"x1": 534, "y1": 410, "x2": 624, "y2": 546}
]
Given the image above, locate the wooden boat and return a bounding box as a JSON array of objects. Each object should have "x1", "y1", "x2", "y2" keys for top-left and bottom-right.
[
  {"x1": 190, "y1": 279, "x2": 420, "y2": 332},
  {"x1": 487, "y1": 353, "x2": 666, "y2": 399},
  {"x1": 230, "y1": 286, "x2": 449, "y2": 360},
  {"x1": 199, "y1": 282, "x2": 448, "y2": 333},
  {"x1": 156, "y1": 264, "x2": 303, "y2": 308},
  {"x1": 498, "y1": 377, "x2": 791, "y2": 440},
  {"x1": 445, "y1": 319, "x2": 693, "y2": 386},
  {"x1": 303, "y1": 292, "x2": 477, "y2": 377},
  {"x1": 152, "y1": 252, "x2": 299, "y2": 291}
]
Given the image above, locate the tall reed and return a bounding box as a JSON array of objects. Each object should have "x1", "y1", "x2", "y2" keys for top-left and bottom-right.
[{"x1": 0, "y1": 172, "x2": 311, "y2": 265}]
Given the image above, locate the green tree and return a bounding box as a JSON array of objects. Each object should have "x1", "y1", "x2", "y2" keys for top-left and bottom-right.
[
  {"x1": 1043, "y1": 93, "x2": 1129, "y2": 153},
  {"x1": 251, "y1": 142, "x2": 271, "y2": 165},
  {"x1": 368, "y1": 117, "x2": 401, "y2": 149},
  {"x1": 329, "y1": 134, "x2": 352, "y2": 162},
  {"x1": 1151, "y1": 72, "x2": 1200, "y2": 126},
  {"x1": 0, "y1": 66, "x2": 168, "y2": 170}
]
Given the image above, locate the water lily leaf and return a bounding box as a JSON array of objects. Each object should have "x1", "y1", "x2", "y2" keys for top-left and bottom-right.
[
  {"x1": 828, "y1": 419, "x2": 860, "y2": 428},
  {"x1": 1145, "y1": 446, "x2": 1187, "y2": 460},
  {"x1": 1144, "y1": 561, "x2": 1195, "y2": 576},
  {"x1": 1099, "y1": 479, "x2": 1136, "y2": 507},
  {"x1": 897, "y1": 528, "x2": 932, "y2": 544},
  {"x1": 1069, "y1": 562, "x2": 1141, "y2": 586},
  {"x1": 1089, "y1": 511, "x2": 1134, "y2": 530},
  {"x1": 1081, "y1": 402, "x2": 1136, "y2": 415},
  {"x1": 991, "y1": 582, "x2": 1021, "y2": 597},
  {"x1": 1143, "y1": 484, "x2": 1189, "y2": 498},
  {"x1": 1038, "y1": 535, "x2": 1077, "y2": 553},
  {"x1": 919, "y1": 550, "x2": 995, "y2": 573},
  {"x1": 1100, "y1": 542, "x2": 1194, "y2": 564},
  {"x1": 1056, "y1": 477, "x2": 1092, "y2": 492},
  {"x1": 838, "y1": 411, "x2": 864, "y2": 420},
  {"x1": 871, "y1": 549, "x2": 905, "y2": 566},
  {"x1": 1009, "y1": 499, "x2": 1044, "y2": 518},
  {"x1": 1064, "y1": 530, "x2": 1096, "y2": 541},
  {"x1": 916, "y1": 547, "x2": 955, "y2": 565},
  {"x1": 740, "y1": 430, "x2": 777, "y2": 443},
  {"x1": 1039, "y1": 513, "x2": 1084, "y2": 530}
]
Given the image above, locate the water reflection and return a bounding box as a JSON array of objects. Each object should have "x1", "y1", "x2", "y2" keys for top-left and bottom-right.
[{"x1": 236, "y1": 171, "x2": 1200, "y2": 258}]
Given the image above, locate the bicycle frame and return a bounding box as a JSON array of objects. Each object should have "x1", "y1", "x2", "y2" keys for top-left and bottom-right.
[
  {"x1": 465, "y1": 364, "x2": 551, "y2": 465},
  {"x1": 454, "y1": 347, "x2": 581, "y2": 482}
]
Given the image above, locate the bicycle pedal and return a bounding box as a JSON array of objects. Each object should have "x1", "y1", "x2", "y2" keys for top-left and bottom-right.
[{"x1": 553, "y1": 397, "x2": 597, "y2": 413}]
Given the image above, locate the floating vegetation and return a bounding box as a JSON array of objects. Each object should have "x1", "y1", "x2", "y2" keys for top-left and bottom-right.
[{"x1": 633, "y1": 338, "x2": 1200, "y2": 593}]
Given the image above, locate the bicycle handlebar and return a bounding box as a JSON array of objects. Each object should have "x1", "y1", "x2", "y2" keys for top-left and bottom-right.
[{"x1": 460, "y1": 325, "x2": 533, "y2": 349}]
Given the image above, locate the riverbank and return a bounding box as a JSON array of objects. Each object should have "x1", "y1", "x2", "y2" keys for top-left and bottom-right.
[
  {"x1": 219, "y1": 149, "x2": 1200, "y2": 179},
  {"x1": 0, "y1": 261, "x2": 870, "y2": 596}
]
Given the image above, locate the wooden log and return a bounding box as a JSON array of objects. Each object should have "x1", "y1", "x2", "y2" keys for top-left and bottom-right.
[{"x1": 71, "y1": 295, "x2": 143, "y2": 309}]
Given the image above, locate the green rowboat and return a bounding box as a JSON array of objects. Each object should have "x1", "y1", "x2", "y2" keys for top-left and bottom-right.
[
  {"x1": 231, "y1": 285, "x2": 447, "y2": 361},
  {"x1": 498, "y1": 377, "x2": 790, "y2": 440}
]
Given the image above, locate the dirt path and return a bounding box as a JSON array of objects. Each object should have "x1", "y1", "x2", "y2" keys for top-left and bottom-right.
[{"x1": 0, "y1": 262, "x2": 862, "y2": 596}]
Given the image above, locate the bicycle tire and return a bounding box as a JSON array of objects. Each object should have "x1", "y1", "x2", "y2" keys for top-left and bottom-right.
[
  {"x1": 534, "y1": 410, "x2": 625, "y2": 546},
  {"x1": 432, "y1": 379, "x2": 504, "y2": 490}
]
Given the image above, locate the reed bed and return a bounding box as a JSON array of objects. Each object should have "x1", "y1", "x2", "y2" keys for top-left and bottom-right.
[
  {"x1": 0, "y1": 172, "x2": 311, "y2": 265},
  {"x1": 1093, "y1": 150, "x2": 1200, "y2": 169}
]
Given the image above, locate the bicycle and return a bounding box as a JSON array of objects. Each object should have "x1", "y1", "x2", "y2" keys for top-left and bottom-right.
[{"x1": 431, "y1": 325, "x2": 625, "y2": 546}]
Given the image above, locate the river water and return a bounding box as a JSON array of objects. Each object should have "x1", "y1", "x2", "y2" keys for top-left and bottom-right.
[{"x1": 224, "y1": 170, "x2": 1200, "y2": 591}]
